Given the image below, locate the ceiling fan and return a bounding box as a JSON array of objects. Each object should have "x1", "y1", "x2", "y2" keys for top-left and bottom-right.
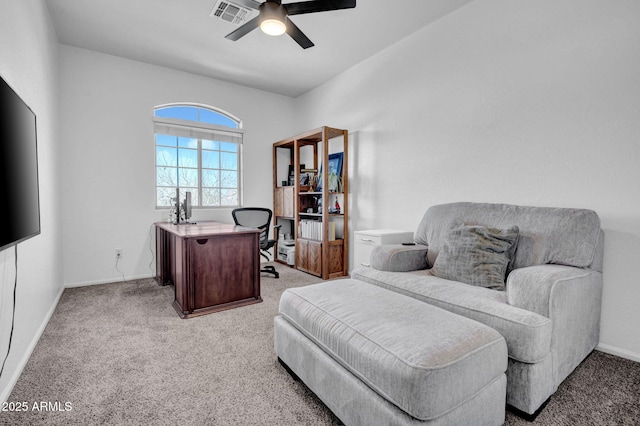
[{"x1": 225, "y1": 0, "x2": 356, "y2": 49}]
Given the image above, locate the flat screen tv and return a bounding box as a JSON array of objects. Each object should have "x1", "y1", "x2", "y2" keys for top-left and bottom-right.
[{"x1": 0, "y1": 75, "x2": 40, "y2": 252}]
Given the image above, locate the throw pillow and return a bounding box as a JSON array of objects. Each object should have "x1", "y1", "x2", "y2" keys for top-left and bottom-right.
[{"x1": 431, "y1": 224, "x2": 520, "y2": 290}]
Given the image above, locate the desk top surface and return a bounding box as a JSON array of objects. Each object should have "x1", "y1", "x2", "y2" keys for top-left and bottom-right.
[{"x1": 155, "y1": 221, "x2": 261, "y2": 238}]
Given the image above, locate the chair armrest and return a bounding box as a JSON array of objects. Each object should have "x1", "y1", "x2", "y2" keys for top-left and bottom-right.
[
  {"x1": 273, "y1": 224, "x2": 282, "y2": 240},
  {"x1": 370, "y1": 244, "x2": 428, "y2": 272},
  {"x1": 506, "y1": 265, "x2": 602, "y2": 317},
  {"x1": 507, "y1": 264, "x2": 603, "y2": 384}
]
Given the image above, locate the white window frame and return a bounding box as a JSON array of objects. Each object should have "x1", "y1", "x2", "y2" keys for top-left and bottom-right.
[{"x1": 153, "y1": 104, "x2": 244, "y2": 209}]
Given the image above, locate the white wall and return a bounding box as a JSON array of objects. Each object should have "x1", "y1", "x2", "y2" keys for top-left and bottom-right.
[
  {"x1": 0, "y1": 0, "x2": 63, "y2": 401},
  {"x1": 294, "y1": 0, "x2": 640, "y2": 360},
  {"x1": 59, "y1": 46, "x2": 296, "y2": 286}
]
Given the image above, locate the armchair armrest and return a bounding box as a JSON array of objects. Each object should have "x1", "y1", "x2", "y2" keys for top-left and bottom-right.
[
  {"x1": 506, "y1": 264, "x2": 603, "y2": 383},
  {"x1": 506, "y1": 265, "x2": 602, "y2": 317},
  {"x1": 370, "y1": 244, "x2": 428, "y2": 272}
]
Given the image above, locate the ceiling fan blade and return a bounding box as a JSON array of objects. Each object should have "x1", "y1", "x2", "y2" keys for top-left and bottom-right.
[
  {"x1": 285, "y1": 0, "x2": 356, "y2": 16},
  {"x1": 285, "y1": 17, "x2": 314, "y2": 49},
  {"x1": 225, "y1": 16, "x2": 260, "y2": 41},
  {"x1": 231, "y1": 0, "x2": 262, "y2": 10}
]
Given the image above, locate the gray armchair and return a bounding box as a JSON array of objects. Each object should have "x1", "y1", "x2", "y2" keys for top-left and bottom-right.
[{"x1": 352, "y1": 202, "x2": 604, "y2": 415}]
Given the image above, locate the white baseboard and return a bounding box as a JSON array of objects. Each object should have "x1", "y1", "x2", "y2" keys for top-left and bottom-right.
[
  {"x1": 0, "y1": 285, "x2": 65, "y2": 404},
  {"x1": 64, "y1": 273, "x2": 155, "y2": 288},
  {"x1": 597, "y1": 343, "x2": 640, "y2": 363}
]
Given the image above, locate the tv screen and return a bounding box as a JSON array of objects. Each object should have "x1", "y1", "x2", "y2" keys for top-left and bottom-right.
[{"x1": 0, "y1": 76, "x2": 40, "y2": 252}]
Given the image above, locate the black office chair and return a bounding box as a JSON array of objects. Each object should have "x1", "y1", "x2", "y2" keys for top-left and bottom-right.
[{"x1": 232, "y1": 207, "x2": 281, "y2": 278}]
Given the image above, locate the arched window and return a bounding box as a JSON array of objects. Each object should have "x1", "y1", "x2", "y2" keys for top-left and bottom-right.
[{"x1": 153, "y1": 104, "x2": 243, "y2": 208}]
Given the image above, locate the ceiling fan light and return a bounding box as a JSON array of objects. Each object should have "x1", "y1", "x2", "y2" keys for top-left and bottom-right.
[
  {"x1": 260, "y1": 18, "x2": 286, "y2": 36},
  {"x1": 259, "y1": 2, "x2": 287, "y2": 36}
]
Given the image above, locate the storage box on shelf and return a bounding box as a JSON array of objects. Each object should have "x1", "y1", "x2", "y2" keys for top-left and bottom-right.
[{"x1": 274, "y1": 186, "x2": 294, "y2": 219}]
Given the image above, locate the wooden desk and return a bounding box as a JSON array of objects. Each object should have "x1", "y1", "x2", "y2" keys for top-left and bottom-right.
[{"x1": 155, "y1": 221, "x2": 262, "y2": 318}]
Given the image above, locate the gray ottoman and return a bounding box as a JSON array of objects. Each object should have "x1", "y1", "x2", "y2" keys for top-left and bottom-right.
[{"x1": 274, "y1": 279, "x2": 507, "y2": 425}]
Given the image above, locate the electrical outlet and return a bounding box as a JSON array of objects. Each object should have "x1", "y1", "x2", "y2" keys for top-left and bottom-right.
[{"x1": 115, "y1": 248, "x2": 122, "y2": 258}]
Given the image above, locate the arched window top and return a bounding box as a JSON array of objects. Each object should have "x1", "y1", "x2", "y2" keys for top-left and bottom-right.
[{"x1": 154, "y1": 103, "x2": 241, "y2": 129}]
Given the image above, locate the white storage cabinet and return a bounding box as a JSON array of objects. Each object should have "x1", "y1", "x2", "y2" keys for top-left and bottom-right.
[{"x1": 353, "y1": 229, "x2": 414, "y2": 270}]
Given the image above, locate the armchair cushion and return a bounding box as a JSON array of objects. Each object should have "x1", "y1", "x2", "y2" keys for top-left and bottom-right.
[
  {"x1": 370, "y1": 244, "x2": 428, "y2": 272},
  {"x1": 431, "y1": 224, "x2": 519, "y2": 290},
  {"x1": 351, "y1": 267, "x2": 552, "y2": 363}
]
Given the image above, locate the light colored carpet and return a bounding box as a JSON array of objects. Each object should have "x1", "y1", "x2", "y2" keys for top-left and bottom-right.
[{"x1": 2, "y1": 264, "x2": 639, "y2": 425}]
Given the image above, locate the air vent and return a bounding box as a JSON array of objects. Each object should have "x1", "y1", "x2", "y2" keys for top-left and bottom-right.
[{"x1": 210, "y1": 0, "x2": 254, "y2": 25}]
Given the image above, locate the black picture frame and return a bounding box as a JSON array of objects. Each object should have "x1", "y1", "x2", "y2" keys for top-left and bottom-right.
[{"x1": 317, "y1": 152, "x2": 343, "y2": 192}]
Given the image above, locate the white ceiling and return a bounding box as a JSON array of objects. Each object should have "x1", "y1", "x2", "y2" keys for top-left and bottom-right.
[{"x1": 45, "y1": 0, "x2": 475, "y2": 97}]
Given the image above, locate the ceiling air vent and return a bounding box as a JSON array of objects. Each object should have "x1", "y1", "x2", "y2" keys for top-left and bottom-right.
[{"x1": 210, "y1": 0, "x2": 253, "y2": 25}]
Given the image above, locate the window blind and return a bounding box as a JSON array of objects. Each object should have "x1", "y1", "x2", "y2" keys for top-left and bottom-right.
[{"x1": 153, "y1": 117, "x2": 242, "y2": 144}]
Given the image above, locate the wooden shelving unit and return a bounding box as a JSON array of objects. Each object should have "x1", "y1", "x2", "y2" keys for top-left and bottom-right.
[{"x1": 272, "y1": 126, "x2": 349, "y2": 279}]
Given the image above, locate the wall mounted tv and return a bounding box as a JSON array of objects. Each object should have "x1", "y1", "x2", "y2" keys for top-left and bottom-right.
[{"x1": 0, "y1": 75, "x2": 40, "y2": 252}]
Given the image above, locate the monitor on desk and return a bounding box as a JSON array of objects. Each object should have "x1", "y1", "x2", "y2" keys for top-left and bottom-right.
[{"x1": 184, "y1": 191, "x2": 192, "y2": 222}]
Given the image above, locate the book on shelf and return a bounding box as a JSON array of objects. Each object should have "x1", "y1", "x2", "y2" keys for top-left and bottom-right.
[
  {"x1": 298, "y1": 220, "x2": 336, "y2": 241},
  {"x1": 298, "y1": 219, "x2": 320, "y2": 240},
  {"x1": 328, "y1": 221, "x2": 336, "y2": 241}
]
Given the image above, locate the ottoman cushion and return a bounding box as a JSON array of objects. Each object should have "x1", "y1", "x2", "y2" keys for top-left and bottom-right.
[{"x1": 279, "y1": 279, "x2": 508, "y2": 421}]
